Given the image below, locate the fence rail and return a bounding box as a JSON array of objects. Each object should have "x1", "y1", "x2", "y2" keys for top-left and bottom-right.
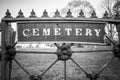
[
  {"x1": 2, "y1": 9, "x2": 120, "y2": 23},
  {"x1": 2, "y1": 17, "x2": 120, "y2": 23}
]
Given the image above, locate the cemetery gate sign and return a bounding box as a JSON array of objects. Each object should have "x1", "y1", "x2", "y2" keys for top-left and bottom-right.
[{"x1": 17, "y1": 21, "x2": 105, "y2": 44}]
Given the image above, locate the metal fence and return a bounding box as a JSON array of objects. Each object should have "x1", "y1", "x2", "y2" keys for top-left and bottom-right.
[{"x1": 0, "y1": 9, "x2": 120, "y2": 80}]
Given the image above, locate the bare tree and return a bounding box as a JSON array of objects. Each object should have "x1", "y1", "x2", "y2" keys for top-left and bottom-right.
[
  {"x1": 61, "y1": 0, "x2": 94, "y2": 17},
  {"x1": 113, "y1": 1, "x2": 120, "y2": 13},
  {"x1": 100, "y1": 0, "x2": 119, "y2": 17}
]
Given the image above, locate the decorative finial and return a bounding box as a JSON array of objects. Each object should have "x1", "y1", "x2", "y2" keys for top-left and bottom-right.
[
  {"x1": 16, "y1": 9, "x2": 25, "y2": 18},
  {"x1": 4, "y1": 9, "x2": 12, "y2": 18},
  {"x1": 78, "y1": 10, "x2": 85, "y2": 18},
  {"x1": 66, "y1": 9, "x2": 73, "y2": 17},
  {"x1": 90, "y1": 10, "x2": 98, "y2": 18},
  {"x1": 29, "y1": 9, "x2": 37, "y2": 18},
  {"x1": 103, "y1": 11, "x2": 109, "y2": 19},
  {"x1": 42, "y1": 9, "x2": 49, "y2": 17},
  {"x1": 54, "y1": 9, "x2": 61, "y2": 17}
]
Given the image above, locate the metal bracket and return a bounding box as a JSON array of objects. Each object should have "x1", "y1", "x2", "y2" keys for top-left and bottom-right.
[
  {"x1": 5, "y1": 42, "x2": 17, "y2": 61},
  {"x1": 55, "y1": 43, "x2": 73, "y2": 61}
]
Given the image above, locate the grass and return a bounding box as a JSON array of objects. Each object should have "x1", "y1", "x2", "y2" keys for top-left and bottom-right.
[{"x1": 1, "y1": 46, "x2": 120, "y2": 80}]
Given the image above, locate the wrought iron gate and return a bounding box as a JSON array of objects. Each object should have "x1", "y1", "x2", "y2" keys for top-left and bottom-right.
[{"x1": 0, "y1": 9, "x2": 120, "y2": 80}]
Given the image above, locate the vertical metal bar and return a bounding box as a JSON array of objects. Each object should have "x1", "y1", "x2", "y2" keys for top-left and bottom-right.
[
  {"x1": 1, "y1": 22, "x2": 9, "y2": 80},
  {"x1": 9, "y1": 60, "x2": 13, "y2": 80},
  {"x1": 64, "y1": 61, "x2": 67, "y2": 80}
]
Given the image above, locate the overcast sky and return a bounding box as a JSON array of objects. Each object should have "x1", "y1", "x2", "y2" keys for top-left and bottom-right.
[{"x1": 0, "y1": 0, "x2": 102, "y2": 20}]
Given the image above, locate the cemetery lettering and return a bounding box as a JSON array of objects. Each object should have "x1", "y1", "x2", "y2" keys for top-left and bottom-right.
[{"x1": 22, "y1": 28, "x2": 101, "y2": 37}]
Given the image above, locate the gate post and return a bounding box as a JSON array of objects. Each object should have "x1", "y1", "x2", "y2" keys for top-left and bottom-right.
[
  {"x1": 1, "y1": 21, "x2": 10, "y2": 80},
  {"x1": 1, "y1": 9, "x2": 13, "y2": 80}
]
